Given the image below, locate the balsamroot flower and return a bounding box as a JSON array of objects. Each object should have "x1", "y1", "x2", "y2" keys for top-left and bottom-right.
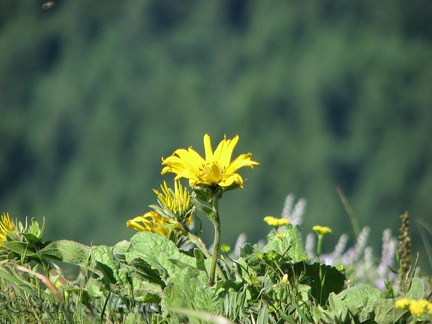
[
  {"x1": 126, "y1": 211, "x2": 174, "y2": 236},
  {"x1": 161, "y1": 134, "x2": 259, "y2": 190},
  {"x1": 153, "y1": 180, "x2": 193, "y2": 224},
  {"x1": 0, "y1": 213, "x2": 15, "y2": 244}
]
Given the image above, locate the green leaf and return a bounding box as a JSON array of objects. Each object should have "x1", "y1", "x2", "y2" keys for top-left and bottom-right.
[
  {"x1": 329, "y1": 285, "x2": 384, "y2": 322},
  {"x1": 22, "y1": 233, "x2": 41, "y2": 243},
  {"x1": 161, "y1": 267, "x2": 218, "y2": 317},
  {"x1": 194, "y1": 248, "x2": 207, "y2": 273},
  {"x1": 281, "y1": 262, "x2": 345, "y2": 306},
  {"x1": 90, "y1": 245, "x2": 118, "y2": 283},
  {"x1": 406, "y1": 278, "x2": 425, "y2": 300},
  {"x1": 112, "y1": 240, "x2": 130, "y2": 259},
  {"x1": 38, "y1": 240, "x2": 91, "y2": 265},
  {"x1": 373, "y1": 299, "x2": 408, "y2": 323},
  {"x1": 127, "y1": 232, "x2": 196, "y2": 279},
  {"x1": 28, "y1": 217, "x2": 44, "y2": 239},
  {"x1": 170, "y1": 307, "x2": 233, "y2": 324},
  {"x1": 2, "y1": 241, "x2": 39, "y2": 258},
  {"x1": 263, "y1": 224, "x2": 305, "y2": 262},
  {"x1": 192, "y1": 197, "x2": 214, "y2": 218}
]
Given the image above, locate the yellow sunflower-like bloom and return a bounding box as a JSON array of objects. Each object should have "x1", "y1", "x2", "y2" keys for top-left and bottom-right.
[
  {"x1": 161, "y1": 134, "x2": 259, "y2": 190},
  {"x1": 263, "y1": 216, "x2": 289, "y2": 227},
  {"x1": 0, "y1": 213, "x2": 15, "y2": 244},
  {"x1": 126, "y1": 211, "x2": 172, "y2": 236},
  {"x1": 313, "y1": 225, "x2": 332, "y2": 236},
  {"x1": 153, "y1": 180, "x2": 193, "y2": 224}
]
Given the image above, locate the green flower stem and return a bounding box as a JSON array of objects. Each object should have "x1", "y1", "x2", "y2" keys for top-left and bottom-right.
[
  {"x1": 209, "y1": 191, "x2": 222, "y2": 286},
  {"x1": 186, "y1": 230, "x2": 226, "y2": 280},
  {"x1": 316, "y1": 235, "x2": 323, "y2": 260}
]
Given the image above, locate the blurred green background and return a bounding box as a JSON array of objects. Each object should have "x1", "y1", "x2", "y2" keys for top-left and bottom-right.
[{"x1": 1, "y1": 1, "x2": 432, "y2": 272}]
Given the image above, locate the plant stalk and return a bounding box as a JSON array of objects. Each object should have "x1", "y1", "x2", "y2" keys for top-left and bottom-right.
[{"x1": 209, "y1": 193, "x2": 222, "y2": 286}]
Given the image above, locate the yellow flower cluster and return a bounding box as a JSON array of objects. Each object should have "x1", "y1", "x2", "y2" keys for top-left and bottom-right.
[
  {"x1": 127, "y1": 180, "x2": 192, "y2": 238},
  {"x1": 395, "y1": 298, "x2": 432, "y2": 317},
  {"x1": 263, "y1": 216, "x2": 289, "y2": 227},
  {"x1": 313, "y1": 225, "x2": 332, "y2": 236},
  {"x1": 0, "y1": 213, "x2": 14, "y2": 244}
]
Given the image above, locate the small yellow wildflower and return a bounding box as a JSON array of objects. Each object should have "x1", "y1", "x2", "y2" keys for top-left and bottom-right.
[
  {"x1": 395, "y1": 298, "x2": 411, "y2": 309},
  {"x1": 0, "y1": 213, "x2": 15, "y2": 244},
  {"x1": 313, "y1": 225, "x2": 332, "y2": 236},
  {"x1": 281, "y1": 273, "x2": 288, "y2": 284},
  {"x1": 263, "y1": 216, "x2": 289, "y2": 227},
  {"x1": 161, "y1": 134, "x2": 259, "y2": 190},
  {"x1": 408, "y1": 299, "x2": 430, "y2": 317},
  {"x1": 126, "y1": 211, "x2": 173, "y2": 236},
  {"x1": 395, "y1": 298, "x2": 432, "y2": 317}
]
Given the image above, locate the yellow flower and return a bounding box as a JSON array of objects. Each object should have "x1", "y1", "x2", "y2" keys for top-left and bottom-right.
[
  {"x1": 126, "y1": 211, "x2": 173, "y2": 236},
  {"x1": 161, "y1": 134, "x2": 259, "y2": 190},
  {"x1": 263, "y1": 216, "x2": 288, "y2": 227},
  {"x1": 408, "y1": 299, "x2": 430, "y2": 317},
  {"x1": 0, "y1": 213, "x2": 15, "y2": 244},
  {"x1": 395, "y1": 298, "x2": 411, "y2": 309},
  {"x1": 313, "y1": 225, "x2": 332, "y2": 236},
  {"x1": 395, "y1": 298, "x2": 432, "y2": 317},
  {"x1": 153, "y1": 180, "x2": 193, "y2": 224}
]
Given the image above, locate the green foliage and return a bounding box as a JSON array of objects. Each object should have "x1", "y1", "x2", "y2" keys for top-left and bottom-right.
[
  {"x1": 1, "y1": 203, "x2": 432, "y2": 322},
  {"x1": 263, "y1": 224, "x2": 305, "y2": 262}
]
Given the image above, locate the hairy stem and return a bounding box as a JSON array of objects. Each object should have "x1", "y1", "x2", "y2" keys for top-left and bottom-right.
[{"x1": 209, "y1": 193, "x2": 222, "y2": 286}]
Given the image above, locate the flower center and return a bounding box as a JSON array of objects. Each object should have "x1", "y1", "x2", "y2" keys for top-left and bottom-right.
[{"x1": 200, "y1": 162, "x2": 225, "y2": 183}]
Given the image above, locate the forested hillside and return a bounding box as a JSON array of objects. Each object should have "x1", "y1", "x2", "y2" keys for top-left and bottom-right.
[{"x1": 1, "y1": 1, "x2": 432, "y2": 271}]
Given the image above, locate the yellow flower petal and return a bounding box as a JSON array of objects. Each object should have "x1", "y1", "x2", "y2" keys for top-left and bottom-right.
[{"x1": 0, "y1": 213, "x2": 15, "y2": 244}]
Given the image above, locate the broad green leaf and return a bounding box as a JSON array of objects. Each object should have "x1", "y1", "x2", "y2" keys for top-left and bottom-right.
[
  {"x1": 127, "y1": 257, "x2": 165, "y2": 287},
  {"x1": 330, "y1": 285, "x2": 384, "y2": 321},
  {"x1": 38, "y1": 240, "x2": 90, "y2": 265},
  {"x1": 90, "y1": 245, "x2": 118, "y2": 283},
  {"x1": 127, "y1": 232, "x2": 196, "y2": 279},
  {"x1": 113, "y1": 240, "x2": 130, "y2": 259},
  {"x1": 373, "y1": 299, "x2": 408, "y2": 323},
  {"x1": 406, "y1": 277, "x2": 425, "y2": 300},
  {"x1": 263, "y1": 224, "x2": 306, "y2": 262},
  {"x1": 281, "y1": 262, "x2": 345, "y2": 306},
  {"x1": 161, "y1": 267, "x2": 218, "y2": 316}
]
